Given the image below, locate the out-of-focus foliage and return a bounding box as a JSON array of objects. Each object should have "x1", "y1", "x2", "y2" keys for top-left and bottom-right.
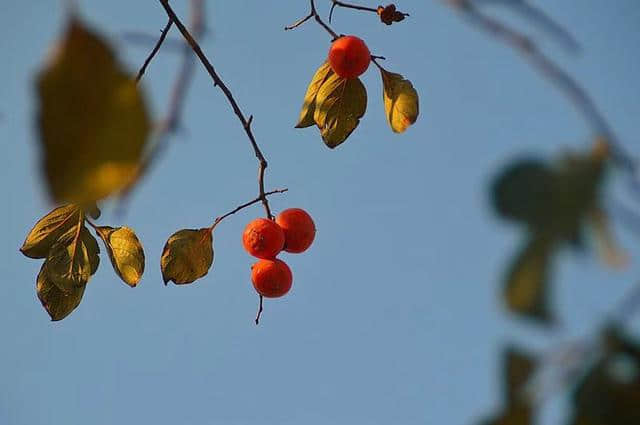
[
  {"x1": 568, "y1": 327, "x2": 640, "y2": 425},
  {"x1": 161, "y1": 228, "x2": 214, "y2": 285},
  {"x1": 491, "y1": 141, "x2": 622, "y2": 324},
  {"x1": 36, "y1": 18, "x2": 150, "y2": 203},
  {"x1": 480, "y1": 347, "x2": 538, "y2": 425}
]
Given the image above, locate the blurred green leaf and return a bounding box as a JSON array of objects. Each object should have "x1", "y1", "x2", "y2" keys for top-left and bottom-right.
[
  {"x1": 504, "y1": 347, "x2": 537, "y2": 405},
  {"x1": 503, "y1": 235, "x2": 554, "y2": 324},
  {"x1": 20, "y1": 205, "x2": 80, "y2": 259},
  {"x1": 36, "y1": 18, "x2": 150, "y2": 203}
]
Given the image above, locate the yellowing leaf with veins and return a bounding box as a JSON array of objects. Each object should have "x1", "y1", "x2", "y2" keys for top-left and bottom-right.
[
  {"x1": 380, "y1": 69, "x2": 419, "y2": 133},
  {"x1": 37, "y1": 263, "x2": 86, "y2": 321},
  {"x1": 96, "y1": 226, "x2": 145, "y2": 287},
  {"x1": 20, "y1": 205, "x2": 80, "y2": 259},
  {"x1": 36, "y1": 18, "x2": 150, "y2": 203},
  {"x1": 296, "y1": 61, "x2": 334, "y2": 128},
  {"x1": 313, "y1": 73, "x2": 367, "y2": 148},
  {"x1": 161, "y1": 228, "x2": 213, "y2": 285},
  {"x1": 46, "y1": 224, "x2": 100, "y2": 293}
]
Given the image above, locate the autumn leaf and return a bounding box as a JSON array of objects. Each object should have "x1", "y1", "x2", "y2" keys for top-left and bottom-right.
[
  {"x1": 296, "y1": 61, "x2": 334, "y2": 128},
  {"x1": 36, "y1": 263, "x2": 86, "y2": 321},
  {"x1": 20, "y1": 205, "x2": 80, "y2": 258},
  {"x1": 36, "y1": 18, "x2": 150, "y2": 203},
  {"x1": 503, "y1": 235, "x2": 554, "y2": 324},
  {"x1": 45, "y1": 224, "x2": 100, "y2": 293},
  {"x1": 504, "y1": 347, "x2": 537, "y2": 405},
  {"x1": 96, "y1": 226, "x2": 145, "y2": 287},
  {"x1": 313, "y1": 73, "x2": 367, "y2": 148},
  {"x1": 380, "y1": 69, "x2": 419, "y2": 133},
  {"x1": 161, "y1": 228, "x2": 214, "y2": 285}
]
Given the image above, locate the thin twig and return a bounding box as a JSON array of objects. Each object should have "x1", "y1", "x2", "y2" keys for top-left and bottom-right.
[
  {"x1": 329, "y1": 0, "x2": 377, "y2": 23},
  {"x1": 208, "y1": 189, "x2": 288, "y2": 231},
  {"x1": 284, "y1": 12, "x2": 313, "y2": 31},
  {"x1": 158, "y1": 0, "x2": 274, "y2": 218},
  {"x1": 447, "y1": 1, "x2": 636, "y2": 174},
  {"x1": 135, "y1": 19, "x2": 173, "y2": 82},
  {"x1": 255, "y1": 295, "x2": 264, "y2": 325},
  {"x1": 286, "y1": 0, "x2": 339, "y2": 39}
]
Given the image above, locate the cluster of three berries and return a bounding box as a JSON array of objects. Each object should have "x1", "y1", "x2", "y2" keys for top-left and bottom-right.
[{"x1": 242, "y1": 208, "x2": 315, "y2": 298}]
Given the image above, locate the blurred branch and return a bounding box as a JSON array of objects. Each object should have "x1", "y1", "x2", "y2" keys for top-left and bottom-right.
[
  {"x1": 157, "y1": 0, "x2": 274, "y2": 218},
  {"x1": 445, "y1": 0, "x2": 637, "y2": 175},
  {"x1": 123, "y1": 32, "x2": 184, "y2": 52},
  {"x1": 471, "y1": 0, "x2": 580, "y2": 52}
]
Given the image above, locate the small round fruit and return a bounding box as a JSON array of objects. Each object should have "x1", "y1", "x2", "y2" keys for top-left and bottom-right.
[
  {"x1": 328, "y1": 35, "x2": 371, "y2": 79},
  {"x1": 276, "y1": 208, "x2": 316, "y2": 253},
  {"x1": 251, "y1": 259, "x2": 293, "y2": 298},
  {"x1": 242, "y1": 218, "x2": 285, "y2": 259}
]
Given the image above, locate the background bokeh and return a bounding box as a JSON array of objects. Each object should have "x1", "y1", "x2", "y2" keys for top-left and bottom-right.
[{"x1": 1, "y1": 1, "x2": 639, "y2": 424}]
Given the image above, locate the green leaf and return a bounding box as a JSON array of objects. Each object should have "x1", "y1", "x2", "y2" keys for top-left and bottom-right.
[
  {"x1": 45, "y1": 224, "x2": 100, "y2": 293},
  {"x1": 503, "y1": 235, "x2": 554, "y2": 324},
  {"x1": 96, "y1": 226, "x2": 145, "y2": 287},
  {"x1": 296, "y1": 61, "x2": 334, "y2": 128},
  {"x1": 20, "y1": 205, "x2": 80, "y2": 258},
  {"x1": 36, "y1": 263, "x2": 86, "y2": 321},
  {"x1": 380, "y1": 69, "x2": 419, "y2": 133},
  {"x1": 313, "y1": 73, "x2": 367, "y2": 148},
  {"x1": 36, "y1": 18, "x2": 150, "y2": 203},
  {"x1": 161, "y1": 228, "x2": 214, "y2": 285}
]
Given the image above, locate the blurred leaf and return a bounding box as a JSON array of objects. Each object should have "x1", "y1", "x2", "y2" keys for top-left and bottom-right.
[
  {"x1": 36, "y1": 18, "x2": 150, "y2": 203},
  {"x1": 588, "y1": 208, "x2": 628, "y2": 268},
  {"x1": 36, "y1": 263, "x2": 86, "y2": 321},
  {"x1": 161, "y1": 228, "x2": 213, "y2": 285},
  {"x1": 504, "y1": 235, "x2": 554, "y2": 324},
  {"x1": 96, "y1": 226, "x2": 145, "y2": 287},
  {"x1": 491, "y1": 159, "x2": 554, "y2": 226},
  {"x1": 296, "y1": 61, "x2": 334, "y2": 128},
  {"x1": 380, "y1": 69, "x2": 419, "y2": 133},
  {"x1": 569, "y1": 327, "x2": 640, "y2": 425},
  {"x1": 505, "y1": 347, "x2": 537, "y2": 405},
  {"x1": 480, "y1": 406, "x2": 532, "y2": 425},
  {"x1": 313, "y1": 73, "x2": 367, "y2": 148},
  {"x1": 46, "y1": 224, "x2": 100, "y2": 293},
  {"x1": 20, "y1": 205, "x2": 80, "y2": 258}
]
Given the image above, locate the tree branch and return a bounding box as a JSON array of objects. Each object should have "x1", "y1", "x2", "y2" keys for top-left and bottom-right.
[
  {"x1": 208, "y1": 189, "x2": 288, "y2": 231},
  {"x1": 286, "y1": 0, "x2": 339, "y2": 39},
  {"x1": 135, "y1": 18, "x2": 173, "y2": 82},
  {"x1": 158, "y1": 0, "x2": 274, "y2": 218}
]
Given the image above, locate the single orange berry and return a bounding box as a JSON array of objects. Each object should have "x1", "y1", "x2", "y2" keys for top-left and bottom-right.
[
  {"x1": 328, "y1": 35, "x2": 371, "y2": 79},
  {"x1": 276, "y1": 208, "x2": 316, "y2": 253},
  {"x1": 251, "y1": 259, "x2": 293, "y2": 298},
  {"x1": 242, "y1": 218, "x2": 285, "y2": 259}
]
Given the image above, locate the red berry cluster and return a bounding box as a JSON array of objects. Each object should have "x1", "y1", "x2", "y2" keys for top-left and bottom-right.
[{"x1": 242, "y1": 208, "x2": 316, "y2": 298}]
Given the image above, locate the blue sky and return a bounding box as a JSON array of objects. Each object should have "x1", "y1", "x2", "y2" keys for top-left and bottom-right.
[{"x1": 1, "y1": 1, "x2": 639, "y2": 424}]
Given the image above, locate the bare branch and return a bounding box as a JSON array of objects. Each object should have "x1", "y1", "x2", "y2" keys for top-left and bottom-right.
[
  {"x1": 286, "y1": 0, "x2": 339, "y2": 39},
  {"x1": 329, "y1": 1, "x2": 378, "y2": 23},
  {"x1": 255, "y1": 295, "x2": 263, "y2": 325},
  {"x1": 157, "y1": 0, "x2": 274, "y2": 218},
  {"x1": 135, "y1": 19, "x2": 173, "y2": 82},
  {"x1": 208, "y1": 189, "x2": 288, "y2": 231}
]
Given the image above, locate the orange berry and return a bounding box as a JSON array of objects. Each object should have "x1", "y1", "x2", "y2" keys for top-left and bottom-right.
[
  {"x1": 251, "y1": 259, "x2": 293, "y2": 298},
  {"x1": 276, "y1": 208, "x2": 316, "y2": 253},
  {"x1": 328, "y1": 35, "x2": 371, "y2": 79},
  {"x1": 242, "y1": 218, "x2": 285, "y2": 259}
]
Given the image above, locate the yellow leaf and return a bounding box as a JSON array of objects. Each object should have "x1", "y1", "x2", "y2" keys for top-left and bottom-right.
[
  {"x1": 380, "y1": 69, "x2": 419, "y2": 133},
  {"x1": 313, "y1": 73, "x2": 367, "y2": 148},
  {"x1": 36, "y1": 263, "x2": 86, "y2": 321},
  {"x1": 161, "y1": 228, "x2": 214, "y2": 285},
  {"x1": 46, "y1": 224, "x2": 100, "y2": 293},
  {"x1": 36, "y1": 18, "x2": 150, "y2": 203},
  {"x1": 295, "y1": 61, "x2": 334, "y2": 128},
  {"x1": 96, "y1": 226, "x2": 145, "y2": 287},
  {"x1": 20, "y1": 205, "x2": 80, "y2": 258},
  {"x1": 504, "y1": 236, "x2": 554, "y2": 324}
]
